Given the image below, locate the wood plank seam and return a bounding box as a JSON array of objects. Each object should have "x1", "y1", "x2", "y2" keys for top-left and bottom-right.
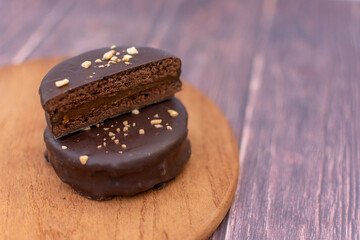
[
  {"x1": 316, "y1": 85, "x2": 330, "y2": 238},
  {"x1": 224, "y1": 0, "x2": 277, "y2": 238},
  {"x1": 224, "y1": 52, "x2": 264, "y2": 240}
]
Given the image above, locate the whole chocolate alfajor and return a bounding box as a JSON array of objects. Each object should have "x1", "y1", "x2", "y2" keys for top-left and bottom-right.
[
  {"x1": 39, "y1": 46, "x2": 182, "y2": 138},
  {"x1": 44, "y1": 98, "x2": 191, "y2": 200}
]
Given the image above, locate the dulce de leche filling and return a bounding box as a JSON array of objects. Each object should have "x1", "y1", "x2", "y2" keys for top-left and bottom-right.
[{"x1": 49, "y1": 76, "x2": 181, "y2": 137}]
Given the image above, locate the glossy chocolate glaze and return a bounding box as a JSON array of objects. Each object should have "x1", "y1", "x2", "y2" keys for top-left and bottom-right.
[
  {"x1": 39, "y1": 46, "x2": 179, "y2": 107},
  {"x1": 44, "y1": 98, "x2": 191, "y2": 200}
]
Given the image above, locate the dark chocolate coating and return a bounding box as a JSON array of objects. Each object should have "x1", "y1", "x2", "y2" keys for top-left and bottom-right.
[
  {"x1": 44, "y1": 98, "x2": 191, "y2": 200},
  {"x1": 39, "y1": 46, "x2": 178, "y2": 107}
]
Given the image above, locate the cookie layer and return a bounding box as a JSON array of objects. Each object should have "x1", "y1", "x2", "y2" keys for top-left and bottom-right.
[
  {"x1": 39, "y1": 46, "x2": 182, "y2": 138},
  {"x1": 44, "y1": 98, "x2": 191, "y2": 200}
]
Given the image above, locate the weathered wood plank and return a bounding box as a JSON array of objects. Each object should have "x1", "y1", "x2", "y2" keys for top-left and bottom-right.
[
  {"x1": 29, "y1": 0, "x2": 168, "y2": 59},
  {"x1": 226, "y1": 0, "x2": 360, "y2": 239},
  {"x1": 0, "y1": 0, "x2": 76, "y2": 65}
]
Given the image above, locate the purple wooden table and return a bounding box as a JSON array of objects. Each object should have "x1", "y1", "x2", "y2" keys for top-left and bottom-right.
[{"x1": 1, "y1": 0, "x2": 360, "y2": 239}]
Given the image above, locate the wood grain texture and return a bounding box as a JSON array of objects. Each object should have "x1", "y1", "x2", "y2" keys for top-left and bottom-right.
[
  {"x1": 226, "y1": 0, "x2": 360, "y2": 239},
  {"x1": 0, "y1": 59, "x2": 239, "y2": 240},
  {"x1": 29, "y1": 0, "x2": 169, "y2": 59},
  {"x1": 0, "y1": 0, "x2": 76, "y2": 65}
]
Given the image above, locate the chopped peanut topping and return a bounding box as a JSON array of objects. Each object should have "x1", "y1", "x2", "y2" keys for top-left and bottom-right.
[
  {"x1": 150, "y1": 119, "x2": 162, "y2": 125},
  {"x1": 121, "y1": 144, "x2": 127, "y2": 148},
  {"x1": 126, "y1": 46, "x2": 139, "y2": 55},
  {"x1": 61, "y1": 145, "x2": 67, "y2": 149},
  {"x1": 79, "y1": 155, "x2": 88, "y2": 165},
  {"x1": 132, "y1": 109, "x2": 140, "y2": 115},
  {"x1": 139, "y1": 129, "x2": 145, "y2": 134},
  {"x1": 154, "y1": 124, "x2": 163, "y2": 128},
  {"x1": 122, "y1": 54, "x2": 132, "y2": 62},
  {"x1": 95, "y1": 59, "x2": 102, "y2": 63},
  {"x1": 114, "y1": 139, "x2": 119, "y2": 144},
  {"x1": 110, "y1": 45, "x2": 116, "y2": 49},
  {"x1": 55, "y1": 79, "x2": 69, "y2": 88},
  {"x1": 167, "y1": 126, "x2": 173, "y2": 130},
  {"x1": 103, "y1": 50, "x2": 115, "y2": 60},
  {"x1": 167, "y1": 109, "x2": 179, "y2": 117},
  {"x1": 81, "y1": 61, "x2": 91, "y2": 68}
]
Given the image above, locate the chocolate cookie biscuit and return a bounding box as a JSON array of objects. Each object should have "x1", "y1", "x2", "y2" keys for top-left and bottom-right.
[
  {"x1": 44, "y1": 98, "x2": 191, "y2": 200},
  {"x1": 39, "y1": 46, "x2": 182, "y2": 138}
]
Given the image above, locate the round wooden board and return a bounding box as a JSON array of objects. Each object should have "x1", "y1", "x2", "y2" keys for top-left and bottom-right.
[{"x1": 0, "y1": 59, "x2": 239, "y2": 240}]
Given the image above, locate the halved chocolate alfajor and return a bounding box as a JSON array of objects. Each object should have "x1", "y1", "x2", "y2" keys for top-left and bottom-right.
[
  {"x1": 44, "y1": 98, "x2": 191, "y2": 200},
  {"x1": 39, "y1": 46, "x2": 182, "y2": 138}
]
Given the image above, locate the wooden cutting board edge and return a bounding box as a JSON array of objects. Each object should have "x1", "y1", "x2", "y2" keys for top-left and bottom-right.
[{"x1": 0, "y1": 59, "x2": 239, "y2": 240}]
